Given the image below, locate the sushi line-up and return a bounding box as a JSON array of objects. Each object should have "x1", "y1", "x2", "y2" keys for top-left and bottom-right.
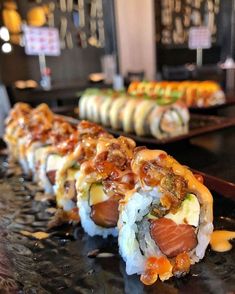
[
  {"x1": 4, "y1": 103, "x2": 213, "y2": 285},
  {"x1": 128, "y1": 81, "x2": 225, "y2": 108},
  {"x1": 79, "y1": 89, "x2": 190, "y2": 139}
]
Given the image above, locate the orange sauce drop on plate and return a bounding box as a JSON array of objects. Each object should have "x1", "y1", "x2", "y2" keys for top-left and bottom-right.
[
  {"x1": 20, "y1": 230, "x2": 50, "y2": 240},
  {"x1": 210, "y1": 230, "x2": 235, "y2": 252}
]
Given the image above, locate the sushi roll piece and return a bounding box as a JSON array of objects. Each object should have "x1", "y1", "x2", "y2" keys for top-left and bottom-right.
[
  {"x1": 100, "y1": 96, "x2": 114, "y2": 127},
  {"x1": 32, "y1": 145, "x2": 54, "y2": 184},
  {"x1": 79, "y1": 92, "x2": 90, "y2": 120},
  {"x1": 109, "y1": 96, "x2": 128, "y2": 130},
  {"x1": 38, "y1": 121, "x2": 77, "y2": 194},
  {"x1": 127, "y1": 81, "x2": 140, "y2": 96},
  {"x1": 79, "y1": 89, "x2": 99, "y2": 120},
  {"x1": 136, "y1": 81, "x2": 148, "y2": 96},
  {"x1": 197, "y1": 81, "x2": 225, "y2": 107},
  {"x1": 4, "y1": 103, "x2": 32, "y2": 162},
  {"x1": 89, "y1": 93, "x2": 108, "y2": 123},
  {"x1": 42, "y1": 150, "x2": 65, "y2": 194},
  {"x1": 76, "y1": 136, "x2": 136, "y2": 238},
  {"x1": 17, "y1": 104, "x2": 55, "y2": 174},
  {"x1": 149, "y1": 101, "x2": 189, "y2": 139},
  {"x1": 86, "y1": 94, "x2": 98, "y2": 122},
  {"x1": 134, "y1": 100, "x2": 156, "y2": 136},
  {"x1": 118, "y1": 148, "x2": 213, "y2": 285},
  {"x1": 55, "y1": 121, "x2": 112, "y2": 217},
  {"x1": 122, "y1": 98, "x2": 142, "y2": 133},
  {"x1": 27, "y1": 116, "x2": 73, "y2": 182},
  {"x1": 144, "y1": 82, "x2": 158, "y2": 97},
  {"x1": 26, "y1": 141, "x2": 46, "y2": 175}
]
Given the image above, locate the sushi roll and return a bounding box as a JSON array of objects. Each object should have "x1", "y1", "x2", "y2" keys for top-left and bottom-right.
[
  {"x1": 100, "y1": 95, "x2": 114, "y2": 127},
  {"x1": 32, "y1": 145, "x2": 54, "y2": 184},
  {"x1": 127, "y1": 81, "x2": 140, "y2": 96},
  {"x1": 197, "y1": 81, "x2": 225, "y2": 107},
  {"x1": 144, "y1": 82, "x2": 158, "y2": 97},
  {"x1": 118, "y1": 148, "x2": 213, "y2": 285},
  {"x1": 38, "y1": 121, "x2": 77, "y2": 194},
  {"x1": 134, "y1": 100, "x2": 156, "y2": 136},
  {"x1": 4, "y1": 103, "x2": 32, "y2": 162},
  {"x1": 79, "y1": 92, "x2": 90, "y2": 120},
  {"x1": 76, "y1": 136, "x2": 136, "y2": 238},
  {"x1": 122, "y1": 98, "x2": 142, "y2": 133},
  {"x1": 55, "y1": 121, "x2": 112, "y2": 216},
  {"x1": 26, "y1": 141, "x2": 46, "y2": 175},
  {"x1": 17, "y1": 104, "x2": 54, "y2": 174},
  {"x1": 41, "y1": 149, "x2": 64, "y2": 194},
  {"x1": 89, "y1": 93, "x2": 110, "y2": 123},
  {"x1": 27, "y1": 116, "x2": 72, "y2": 182},
  {"x1": 149, "y1": 101, "x2": 189, "y2": 139},
  {"x1": 79, "y1": 89, "x2": 99, "y2": 120},
  {"x1": 109, "y1": 96, "x2": 128, "y2": 130}
]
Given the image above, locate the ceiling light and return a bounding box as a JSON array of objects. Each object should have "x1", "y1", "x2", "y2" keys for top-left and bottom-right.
[
  {"x1": 0, "y1": 27, "x2": 10, "y2": 42},
  {"x1": 2, "y1": 43, "x2": 12, "y2": 53}
]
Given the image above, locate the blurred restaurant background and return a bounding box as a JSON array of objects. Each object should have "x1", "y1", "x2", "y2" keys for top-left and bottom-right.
[{"x1": 1, "y1": 0, "x2": 235, "y2": 134}]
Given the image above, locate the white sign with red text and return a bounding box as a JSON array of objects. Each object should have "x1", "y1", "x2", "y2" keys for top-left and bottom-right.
[
  {"x1": 188, "y1": 27, "x2": 211, "y2": 49},
  {"x1": 24, "y1": 26, "x2": 60, "y2": 56}
]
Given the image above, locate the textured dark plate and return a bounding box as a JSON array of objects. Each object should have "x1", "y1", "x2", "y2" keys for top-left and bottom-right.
[{"x1": 0, "y1": 153, "x2": 234, "y2": 293}]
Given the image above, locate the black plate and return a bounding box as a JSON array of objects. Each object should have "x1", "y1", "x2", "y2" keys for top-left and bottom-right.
[{"x1": 0, "y1": 153, "x2": 234, "y2": 293}]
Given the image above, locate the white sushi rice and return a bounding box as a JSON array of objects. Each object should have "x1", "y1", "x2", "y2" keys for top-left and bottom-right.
[
  {"x1": 18, "y1": 137, "x2": 30, "y2": 174},
  {"x1": 190, "y1": 221, "x2": 213, "y2": 263},
  {"x1": 59, "y1": 198, "x2": 76, "y2": 212},
  {"x1": 118, "y1": 187, "x2": 161, "y2": 275},
  {"x1": 26, "y1": 141, "x2": 43, "y2": 174},
  {"x1": 38, "y1": 152, "x2": 56, "y2": 194}
]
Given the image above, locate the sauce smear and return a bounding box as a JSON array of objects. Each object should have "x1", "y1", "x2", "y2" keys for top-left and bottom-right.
[{"x1": 210, "y1": 230, "x2": 235, "y2": 252}]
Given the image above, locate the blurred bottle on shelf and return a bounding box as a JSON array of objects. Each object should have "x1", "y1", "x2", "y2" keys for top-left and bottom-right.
[
  {"x1": 40, "y1": 67, "x2": 52, "y2": 90},
  {"x1": 101, "y1": 54, "x2": 117, "y2": 84}
]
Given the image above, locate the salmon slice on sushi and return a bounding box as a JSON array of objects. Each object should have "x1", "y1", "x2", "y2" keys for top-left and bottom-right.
[{"x1": 118, "y1": 148, "x2": 213, "y2": 285}]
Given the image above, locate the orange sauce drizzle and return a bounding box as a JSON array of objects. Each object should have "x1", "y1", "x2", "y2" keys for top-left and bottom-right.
[
  {"x1": 210, "y1": 230, "x2": 235, "y2": 252},
  {"x1": 20, "y1": 230, "x2": 50, "y2": 240}
]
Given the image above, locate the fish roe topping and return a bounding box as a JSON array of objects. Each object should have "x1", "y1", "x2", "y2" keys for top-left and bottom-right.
[{"x1": 140, "y1": 256, "x2": 172, "y2": 285}]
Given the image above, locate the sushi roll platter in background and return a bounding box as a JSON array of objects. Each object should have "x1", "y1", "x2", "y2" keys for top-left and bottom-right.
[
  {"x1": 127, "y1": 80, "x2": 225, "y2": 108},
  {"x1": 79, "y1": 89, "x2": 190, "y2": 140},
  {"x1": 4, "y1": 102, "x2": 214, "y2": 286}
]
